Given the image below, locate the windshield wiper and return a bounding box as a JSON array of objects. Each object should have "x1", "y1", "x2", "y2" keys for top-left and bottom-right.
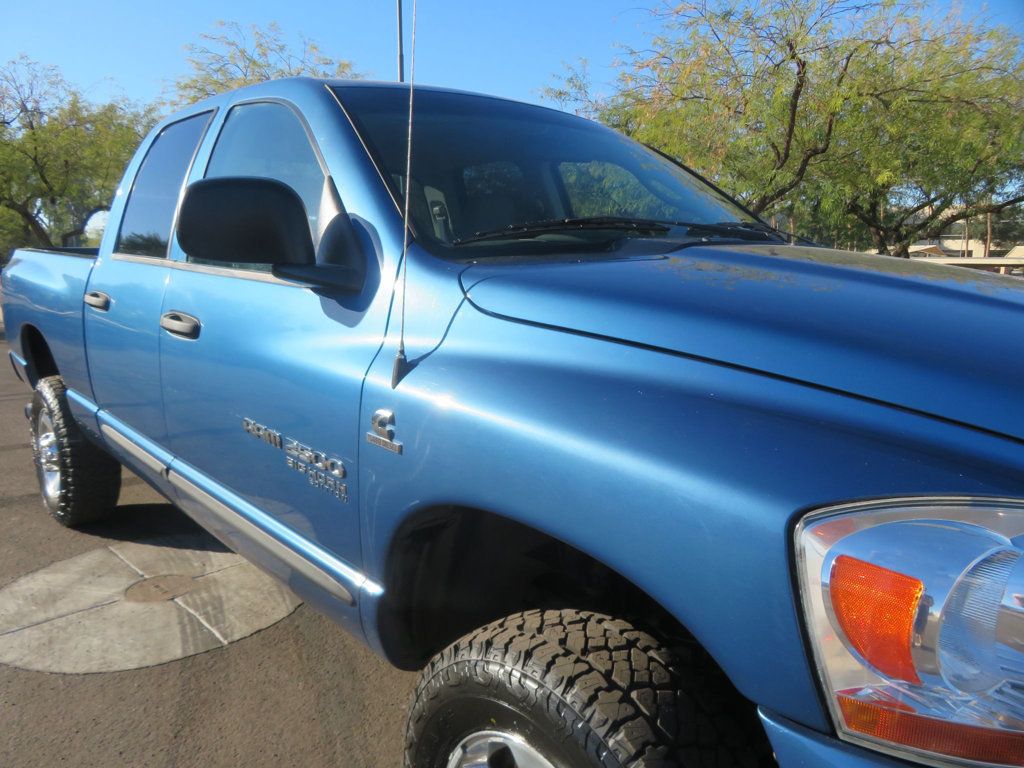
[
  {"x1": 712, "y1": 220, "x2": 819, "y2": 244},
  {"x1": 452, "y1": 216, "x2": 671, "y2": 245},
  {"x1": 674, "y1": 220, "x2": 786, "y2": 242}
]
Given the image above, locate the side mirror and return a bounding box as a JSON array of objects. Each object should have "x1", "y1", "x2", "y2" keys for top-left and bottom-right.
[{"x1": 177, "y1": 177, "x2": 314, "y2": 266}]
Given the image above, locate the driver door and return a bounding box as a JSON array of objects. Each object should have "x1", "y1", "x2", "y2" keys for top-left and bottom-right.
[{"x1": 159, "y1": 100, "x2": 383, "y2": 574}]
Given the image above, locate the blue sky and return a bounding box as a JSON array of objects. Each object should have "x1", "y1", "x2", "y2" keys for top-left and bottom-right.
[{"x1": 2, "y1": 0, "x2": 1021, "y2": 108}]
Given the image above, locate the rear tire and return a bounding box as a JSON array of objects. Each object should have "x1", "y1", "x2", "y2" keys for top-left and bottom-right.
[
  {"x1": 30, "y1": 375, "x2": 121, "y2": 527},
  {"x1": 405, "y1": 609, "x2": 773, "y2": 768}
]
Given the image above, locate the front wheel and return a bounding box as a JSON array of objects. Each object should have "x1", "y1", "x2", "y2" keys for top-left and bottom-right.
[
  {"x1": 405, "y1": 609, "x2": 772, "y2": 768},
  {"x1": 30, "y1": 375, "x2": 121, "y2": 527}
]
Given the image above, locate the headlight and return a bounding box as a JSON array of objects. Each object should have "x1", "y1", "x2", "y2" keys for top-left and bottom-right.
[{"x1": 796, "y1": 498, "x2": 1024, "y2": 767}]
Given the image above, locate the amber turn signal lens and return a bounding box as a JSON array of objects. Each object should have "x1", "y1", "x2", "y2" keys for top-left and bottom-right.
[
  {"x1": 829, "y1": 556, "x2": 923, "y2": 684},
  {"x1": 838, "y1": 695, "x2": 1024, "y2": 766}
]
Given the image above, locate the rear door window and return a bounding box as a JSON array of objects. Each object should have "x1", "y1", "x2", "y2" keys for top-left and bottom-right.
[{"x1": 116, "y1": 113, "x2": 211, "y2": 258}]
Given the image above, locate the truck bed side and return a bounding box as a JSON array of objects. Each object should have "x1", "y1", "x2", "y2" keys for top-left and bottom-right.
[{"x1": 1, "y1": 247, "x2": 98, "y2": 399}]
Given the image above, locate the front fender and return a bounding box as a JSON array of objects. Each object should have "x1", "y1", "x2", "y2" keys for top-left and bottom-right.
[{"x1": 356, "y1": 266, "x2": 1024, "y2": 733}]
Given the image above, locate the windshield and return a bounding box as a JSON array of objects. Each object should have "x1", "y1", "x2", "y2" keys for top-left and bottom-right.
[{"x1": 333, "y1": 86, "x2": 756, "y2": 258}]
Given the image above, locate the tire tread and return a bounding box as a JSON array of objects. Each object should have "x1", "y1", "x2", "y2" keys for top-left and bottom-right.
[
  {"x1": 406, "y1": 609, "x2": 773, "y2": 767},
  {"x1": 32, "y1": 375, "x2": 121, "y2": 527}
]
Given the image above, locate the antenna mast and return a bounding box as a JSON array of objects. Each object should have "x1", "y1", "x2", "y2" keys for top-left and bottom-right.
[
  {"x1": 396, "y1": 0, "x2": 405, "y2": 82},
  {"x1": 391, "y1": 0, "x2": 417, "y2": 388}
]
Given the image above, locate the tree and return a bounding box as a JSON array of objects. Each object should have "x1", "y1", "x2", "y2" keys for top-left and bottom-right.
[
  {"x1": 0, "y1": 206, "x2": 27, "y2": 265},
  {"x1": 171, "y1": 21, "x2": 359, "y2": 106},
  {"x1": 831, "y1": 15, "x2": 1023, "y2": 256},
  {"x1": 0, "y1": 56, "x2": 154, "y2": 250},
  {"x1": 988, "y1": 208, "x2": 1024, "y2": 250},
  {"x1": 549, "y1": 0, "x2": 1024, "y2": 256},
  {"x1": 948, "y1": 206, "x2": 1024, "y2": 251}
]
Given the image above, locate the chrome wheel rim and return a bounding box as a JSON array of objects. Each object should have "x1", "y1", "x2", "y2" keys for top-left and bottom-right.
[
  {"x1": 445, "y1": 730, "x2": 558, "y2": 768},
  {"x1": 34, "y1": 412, "x2": 61, "y2": 507}
]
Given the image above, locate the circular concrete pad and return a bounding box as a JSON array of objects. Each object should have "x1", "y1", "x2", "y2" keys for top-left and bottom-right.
[{"x1": 0, "y1": 532, "x2": 301, "y2": 673}]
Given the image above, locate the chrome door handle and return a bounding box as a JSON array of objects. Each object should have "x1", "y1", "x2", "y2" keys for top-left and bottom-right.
[
  {"x1": 160, "y1": 311, "x2": 201, "y2": 339},
  {"x1": 83, "y1": 291, "x2": 111, "y2": 311}
]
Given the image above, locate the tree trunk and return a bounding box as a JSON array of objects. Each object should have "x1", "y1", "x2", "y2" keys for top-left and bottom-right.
[
  {"x1": 8, "y1": 203, "x2": 54, "y2": 248},
  {"x1": 60, "y1": 206, "x2": 109, "y2": 247},
  {"x1": 870, "y1": 228, "x2": 889, "y2": 255},
  {"x1": 985, "y1": 212, "x2": 992, "y2": 258}
]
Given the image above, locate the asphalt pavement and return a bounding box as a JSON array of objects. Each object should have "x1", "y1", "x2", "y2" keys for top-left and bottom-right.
[{"x1": 0, "y1": 317, "x2": 417, "y2": 767}]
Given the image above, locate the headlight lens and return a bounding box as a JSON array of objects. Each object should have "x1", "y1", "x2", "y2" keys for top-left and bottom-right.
[{"x1": 796, "y1": 498, "x2": 1024, "y2": 767}]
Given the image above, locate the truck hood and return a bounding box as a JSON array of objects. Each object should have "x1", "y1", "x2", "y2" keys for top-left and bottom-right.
[{"x1": 461, "y1": 244, "x2": 1024, "y2": 441}]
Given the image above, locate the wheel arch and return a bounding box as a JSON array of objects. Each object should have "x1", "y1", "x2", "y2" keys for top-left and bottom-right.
[
  {"x1": 378, "y1": 503, "x2": 713, "y2": 671},
  {"x1": 374, "y1": 503, "x2": 772, "y2": 755},
  {"x1": 19, "y1": 324, "x2": 59, "y2": 387}
]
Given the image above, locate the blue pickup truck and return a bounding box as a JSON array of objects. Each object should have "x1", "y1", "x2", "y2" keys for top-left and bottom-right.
[{"x1": 3, "y1": 78, "x2": 1024, "y2": 768}]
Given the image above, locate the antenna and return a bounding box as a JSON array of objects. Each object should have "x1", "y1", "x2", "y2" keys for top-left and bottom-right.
[
  {"x1": 391, "y1": 0, "x2": 417, "y2": 389},
  {"x1": 396, "y1": 0, "x2": 405, "y2": 83}
]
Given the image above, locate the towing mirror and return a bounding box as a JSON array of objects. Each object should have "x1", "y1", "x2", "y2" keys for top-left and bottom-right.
[{"x1": 177, "y1": 177, "x2": 315, "y2": 266}]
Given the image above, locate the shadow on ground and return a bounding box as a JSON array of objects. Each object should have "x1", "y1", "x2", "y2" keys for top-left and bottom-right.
[{"x1": 78, "y1": 501, "x2": 230, "y2": 552}]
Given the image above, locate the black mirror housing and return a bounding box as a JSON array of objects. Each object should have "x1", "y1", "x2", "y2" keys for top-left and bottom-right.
[
  {"x1": 177, "y1": 177, "x2": 315, "y2": 266},
  {"x1": 271, "y1": 263, "x2": 365, "y2": 290}
]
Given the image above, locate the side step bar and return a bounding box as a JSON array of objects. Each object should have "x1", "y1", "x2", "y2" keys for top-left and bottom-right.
[
  {"x1": 94, "y1": 415, "x2": 383, "y2": 609},
  {"x1": 168, "y1": 470, "x2": 357, "y2": 606}
]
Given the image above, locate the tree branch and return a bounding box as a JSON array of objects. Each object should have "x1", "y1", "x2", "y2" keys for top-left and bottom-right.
[
  {"x1": 59, "y1": 205, "x2": 109, "y2": 246},
  {"x1": 775, "y1": 41, "x2": 807, "y2": 172},
  {"x1": 3, "y1": 200, "x2": 53, "y2": 247}
]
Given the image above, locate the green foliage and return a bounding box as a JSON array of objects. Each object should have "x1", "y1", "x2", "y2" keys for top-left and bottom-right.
[
  {"x1": 549, "y1": 0, "x2": 1024, "y2": 256},
  {"x1": 833, "y1": 11, "x2": 1024, "y2": 255},
  {"x1": 170, "y1": 21, "x2": 359, "y2": 107},
  {"x1": 0, "y1": 206, "x2": 26, "y2": 265},
  {"x1": 0, "y1": 56, "x2": 154, "y2": 249},
  {"x1": 947, "y1": 208, "x2": 1024, "y2": 250},
  {"x1": 988, "y1": 209, "x2": 1024, "y2": 250}
]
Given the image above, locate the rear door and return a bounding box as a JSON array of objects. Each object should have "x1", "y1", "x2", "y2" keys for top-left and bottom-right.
[
  {"x1": 158, "y1": 100, "x2": 385, "y2": 570},
  {"x1": 84, "y1": 112, "x2": 211, "y2": 443}
]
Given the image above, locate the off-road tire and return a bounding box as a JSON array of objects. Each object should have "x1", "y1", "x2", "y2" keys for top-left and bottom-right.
[
  {"x1": 30, "y1": 375, "x2": 121, "y2": 527},
  {"x1": 405, "y1": 609, "x2": 774, "y2": 768}
]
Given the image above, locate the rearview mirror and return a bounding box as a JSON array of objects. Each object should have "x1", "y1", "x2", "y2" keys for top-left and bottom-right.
[{"x1": 177, "y1": 177, "x2": 314, "y2": 266}]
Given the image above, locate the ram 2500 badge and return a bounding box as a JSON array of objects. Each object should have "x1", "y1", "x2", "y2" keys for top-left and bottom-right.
[{"x1": 3, "y1": 78, "x2": 1024, "y2": 768}]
